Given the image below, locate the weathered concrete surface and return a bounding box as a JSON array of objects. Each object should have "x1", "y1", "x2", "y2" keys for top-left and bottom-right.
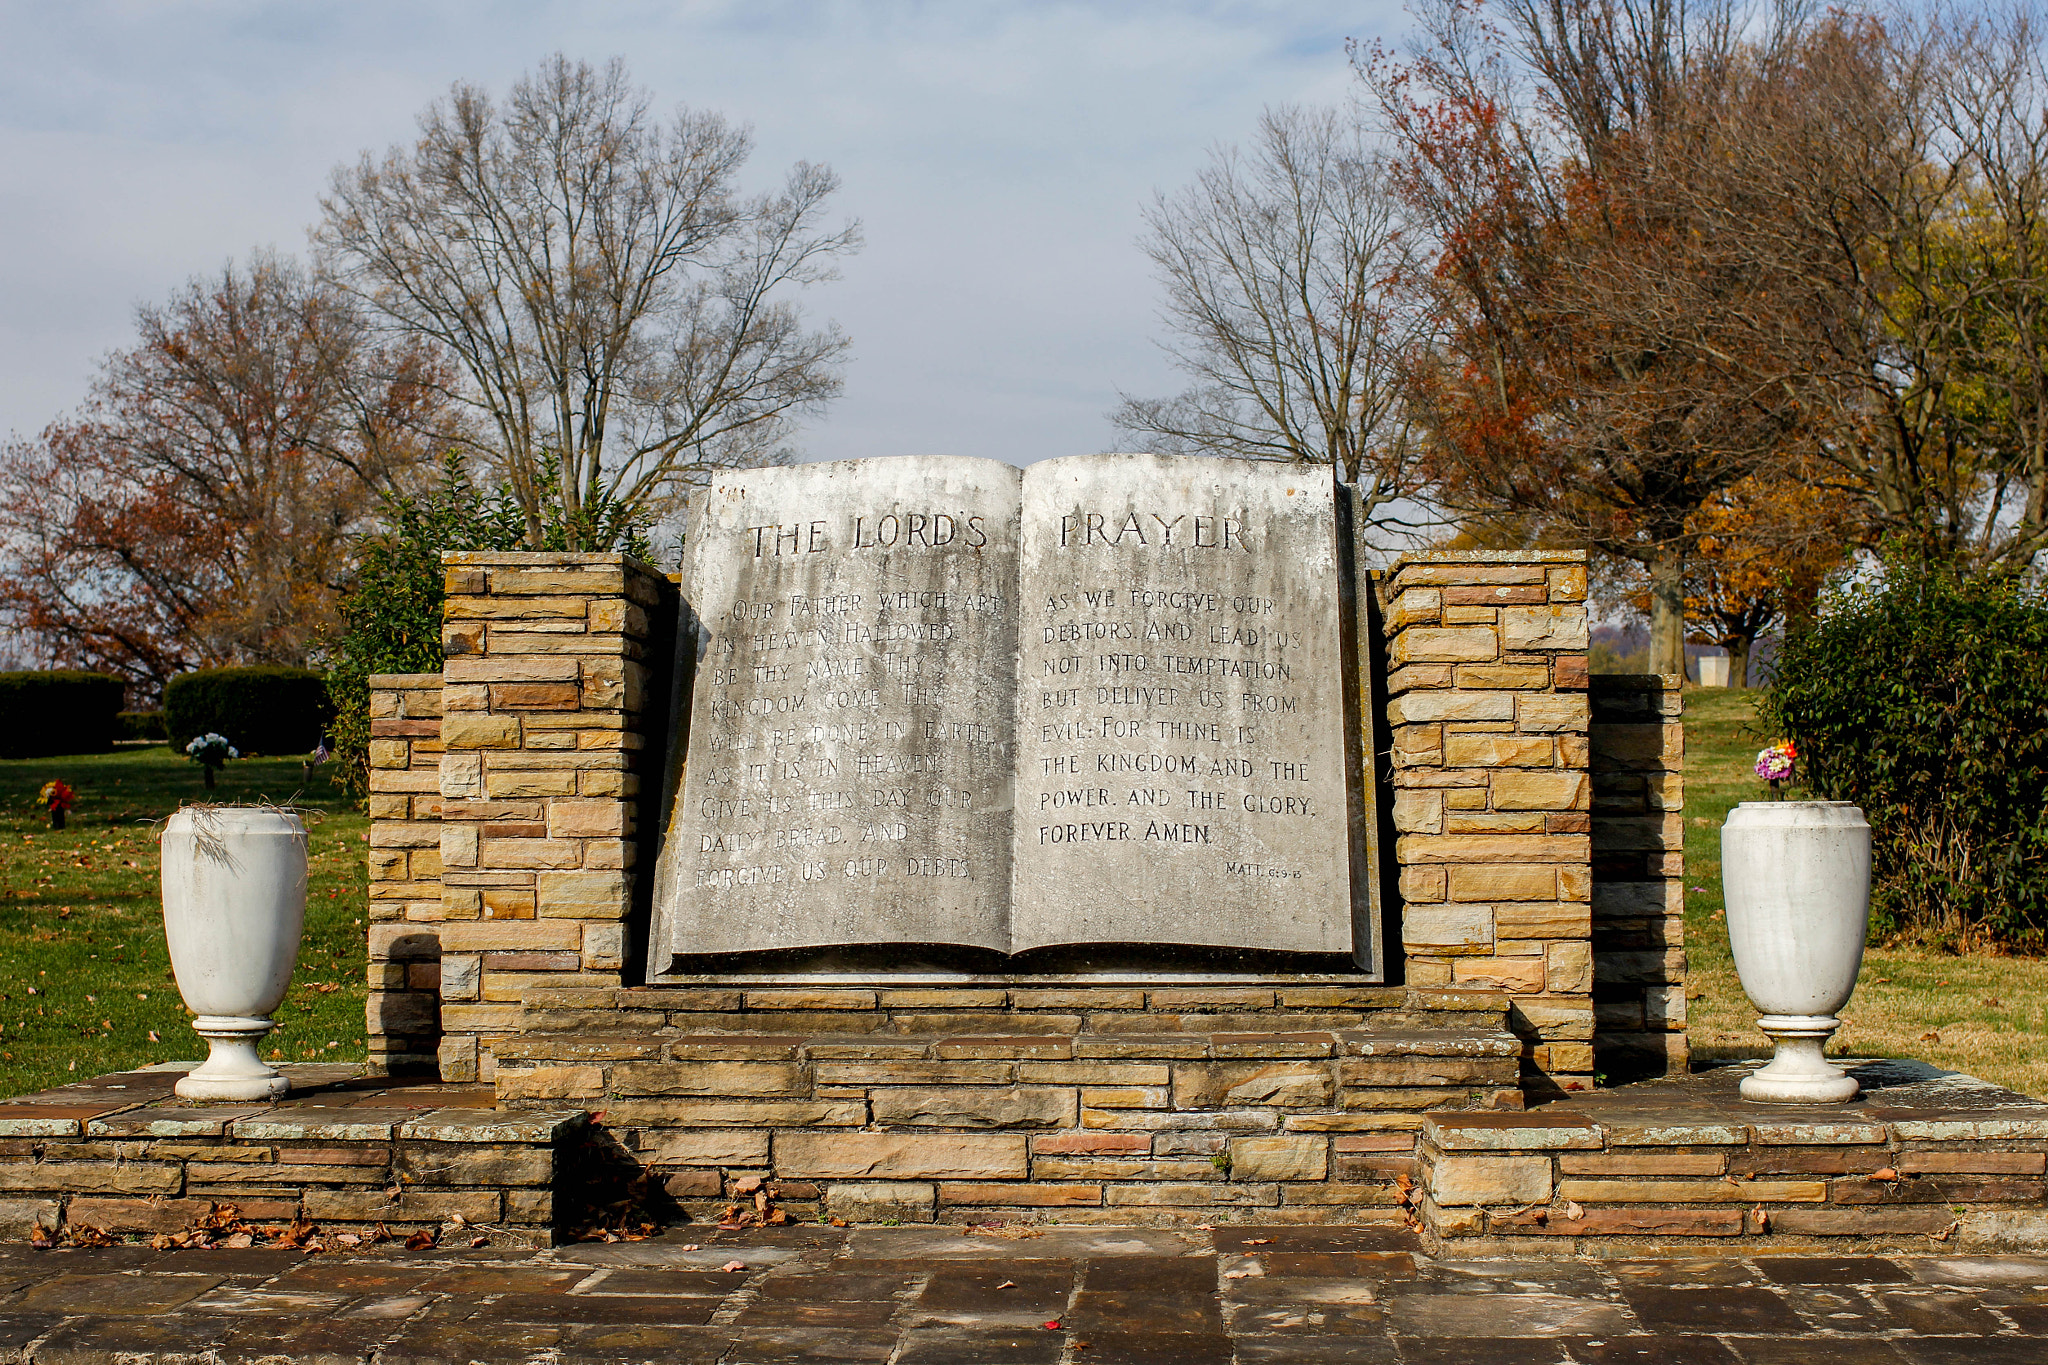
[
  {"x1": 652, "y1": 453, "x2": 1366, "y2": 961},
  {"x1": 655, "y1": 456, "x2": 1023, "y2": 959}
]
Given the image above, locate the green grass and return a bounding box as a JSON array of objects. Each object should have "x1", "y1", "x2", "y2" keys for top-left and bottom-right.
[
  {"x1": 2, "y1": 698, "x2": 2040, "y2": 1103},
  {"x1": 0, "y1": 746, "x2": 366, "y2": 1097},
  {"x1": 1680, "y1": 688, "x2": 2048, "y2": 1100}
]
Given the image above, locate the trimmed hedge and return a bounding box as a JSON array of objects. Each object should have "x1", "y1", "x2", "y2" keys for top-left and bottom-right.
[
  {"x1": 0, "y1": 671, "x2": 125, "y2": 759},
  {"x1": 1762, "y1": 559, "x2": 2048, "y2": 948},
  {"x1": 163, "y1": 667, "x2": 333, "y2": 756},
  {"x1": 117, "y1": 710, "x2": 167, "y2": 742}
]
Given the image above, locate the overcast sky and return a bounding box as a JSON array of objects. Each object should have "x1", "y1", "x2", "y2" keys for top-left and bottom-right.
[{"x1": 0, "y1": 1, "x2": 1399, "y2": 468}]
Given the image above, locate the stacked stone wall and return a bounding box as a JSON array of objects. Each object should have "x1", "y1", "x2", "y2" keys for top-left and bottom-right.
[
  {"x1": 1590, "y1": 675, "x2": 1689, "y2": 1080},
  {"x1": 497, "y1": 984, "x2": 1520, "y2": 1226},
  {"x1": 366, "y1": 674, "x2": 446, "y2": 1074},
  {"x1": 1380, "y1": 550, "x2": 1595, "y2": 1095},
  {"x1": 429, "y1": 553, "x2": 674, "y2": 1082}
]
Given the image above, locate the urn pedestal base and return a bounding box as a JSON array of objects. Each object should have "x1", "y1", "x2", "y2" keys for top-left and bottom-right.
[
  {"x1": 174, "y1": 1015, "x2": 289, "y2": 1102},
  {"x1": 1741, "y1": 1013, "x2": 1860, "y2": 1104}
]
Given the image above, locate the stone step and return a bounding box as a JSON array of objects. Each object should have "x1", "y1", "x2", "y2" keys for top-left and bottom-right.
[
  {"x1": 499, "y1": 1027, "x2": 1523, "y2": 1066},
  {"x1": 513, "y1": 984, "x2": 1512, "y2": 1039}
]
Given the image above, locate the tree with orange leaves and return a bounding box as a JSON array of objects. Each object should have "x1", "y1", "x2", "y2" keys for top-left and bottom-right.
[
  {"x1": 1684, "y1": 471, "x2": 1856, "y2": 687},
  {"x1": 1362, "y1": 0, "x2": 1836, "y2": 676},
  {"x1": 0, "y1": 252, "x2": 457, "y2": 697}
]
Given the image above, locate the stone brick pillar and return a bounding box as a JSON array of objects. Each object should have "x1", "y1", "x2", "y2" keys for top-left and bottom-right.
[
  {"x1": 365, "y1": 674, "x2": 446, "y2": 1075},
  {"x1": 432, "y1": 552, "x2": 672, "y2": 1082},
  {"x1": 1381, "y1": 550, "x2": 1595, "y2": 1094},
  {"x1": 1590, "y1": 675, "x2": 1689, "y2": 1080}
]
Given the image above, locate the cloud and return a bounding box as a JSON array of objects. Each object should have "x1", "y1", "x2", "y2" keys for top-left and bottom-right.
[{"x1": 0, "y1": 0, "x2": 1395, "y2": 466}]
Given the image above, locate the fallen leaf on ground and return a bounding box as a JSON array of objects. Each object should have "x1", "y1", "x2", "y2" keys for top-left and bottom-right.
[
  {"x1": 1920, "y1": 1031, "x2": 1941, "y2": 1042},
  {"x1": 1244, "y1": 1237, "x2": 1271, "y2": 1245},
  {"x1": 1224, "y1": 1269, "x2": 1254, "y2": 1279},
  {"x1": 1869, "y1": 1168, "x2": 1898, "y2": 1181},
  {"x1": 996, "y1": 1280, "x2": 1016, "y2": 1289},
  {"x1": 1043, "y1": 1321, "x2": 1062, "y2": 1330},
  {"x1": 721, "y1": 1260, "x2": 747, "y2": 1273}
]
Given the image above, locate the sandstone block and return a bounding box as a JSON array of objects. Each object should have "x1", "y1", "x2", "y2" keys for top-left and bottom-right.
[
  {"x1": 394, "y1": 1146, "x2": 551, "y2": 1188},
  {"x1": 536, "y1": 870, "x2": 630, "y2": 916},
  {"x1": 1516, "y1": 694, "x2": 1590, "y2": 733},
  {"x1": 870, "y1": 1087, "x2": 1077, "y2": 1129},
  {"x1": 441, "y1": 715, "x2": 521, "y2": 750},
  {"x1": 662, "y1": 1169, "x2": 723, "y2": 1199},
  {"x1": 1230, "y1": 1135, "x2": 1327, "y2": 1182},
  {"x1": 824, "y1": 1181, "x2": 935, "y2": 1223},
  {"x1": 64, "y1": 1197, "x2": 206, "y2": 1234},
  {"x1": 1392, "y1": 692, "x2": 1517, "y2": 725},
  {"x1": 1402, "y1": 905, "x2": 1494, "y2": 951},
  {"x1": 1080, "y1": 1087, "x2": 1170, "y2": 1109},
  {"x1": 610, "y1": 1062, "x2": 808, "y2": 1098},
  {"x1": 1394, "y1": 627, "x2": 1500, "y2": 664},
  {"x1": 0, "y1": 1162, "x2": 179, "y2": 1195},
  {"x1": 1432, "y1": 1155, "x2": 1552, "y2": 1207},
  {"x1": 1557, "y1": 1178, "x2": 1826, "y2": 1203},
  {"x1": 1500, "y1": 606, "x2": 1589, "y2": 651},
  {"x1": 777, "y1": 1133, "x2": 1029, "y2": 1180},
  {"x1": 1449, "y1": 863, "x2": 1556, "y2": 908},
  {"x1": 1558, "y1": 1153, "x2": 1725, "y2": 1177},
  {"x1": 1017, "y1": 1063, "x2": 1169, "y2": 1086},
  {"x1": 1173, "y1": 1063, "x2": 1334, "y2": 1109},
  {"x1": 1393, "y1": 789, "x2": 1444, "y2": 834},
  {"x1": 493, "y1": 1066, "x2": 603, "y2": 1101},
  {"x1": 545, "y1": 800, "x2": 627, "y2": 839},
  {"x1": 1543, "y1": 942, "x2": 1593, "y2": 994},
  {"x1": 1402, "y1": 834, "x2": 1588, "y2": 865},
  {"x1": 1103, "y1": 1182, "x2": 1278, "y2": 1207},
  {"x1": 939, "y1": 1182, "x2": 1102, "y2": 1206},
  {"x1": 1442, "y1": 735, "x2": 1555, "y2": 768},
  {"x1": 1033, "y1": 1133, "x2": 1151, "y2": 1156},
  {"x1": 1451, "y1": 957, "x2": 1546, "y2": 992},
  {"x1": 645, "y1": 1131, "x2": 773, "y2": 1167},
  {"x1": 1490, "y1": 772, "x2": 1589, "y2": 812},
  {"x1": 601, "y1": 1099, "x2": 865, "y2": 1129},
  {"x1": 303, "y1": 1189, "x2": 501, "y2": 1224}
]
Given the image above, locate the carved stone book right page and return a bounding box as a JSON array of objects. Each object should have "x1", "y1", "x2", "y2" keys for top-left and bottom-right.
[{"x1": 1007, "y1": 453, "x2": 1356, "y2": 955}]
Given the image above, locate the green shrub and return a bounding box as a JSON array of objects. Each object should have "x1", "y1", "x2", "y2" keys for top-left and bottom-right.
[
  {"x1": 325, "y1": 459, "x2": 527, "y2": 800},
  {"x1": 325, "y1": 455, "x2": 650, "y2": 801},
  {"x1": 163, "y1": 667, "x2": 333, "y2": 756},
  {"x1": 1761, "y1": 557, "x2": 2048, "y2": 949},
  {"x1": 0, "y1": 671, "x2": 125, "y2": 759},
  {"x1": 116, "y1": 710, "x2": 167, "y2": 742}
]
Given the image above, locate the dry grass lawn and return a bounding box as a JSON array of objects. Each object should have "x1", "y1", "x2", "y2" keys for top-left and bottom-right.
[{"x1": 1679, "y1": 687, "x2": 2048, "y2": 1100}]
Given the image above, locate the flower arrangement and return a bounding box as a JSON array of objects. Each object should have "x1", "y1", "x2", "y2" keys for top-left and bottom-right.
[
  {"x1": 186, "y1": 732, "x2": 240, "y2": 789},
  {"x1": 1755, "y1": 740, "x2": 1796, "y2": 798},
  {"x1": 37, "y1": 780, "x2": 73, "y2": 831}
]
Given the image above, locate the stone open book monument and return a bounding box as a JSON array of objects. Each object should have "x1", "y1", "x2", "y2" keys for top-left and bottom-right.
[
  {"x1": 9, "y1": 448, "x2": 2048, "y2": 1256},
  {"x1": 653, "y1": 454, "x2": 1377, "y2": 970}
]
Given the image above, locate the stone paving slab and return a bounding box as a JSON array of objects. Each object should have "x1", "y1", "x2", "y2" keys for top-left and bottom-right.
[{"x1": 0, "y1": 1226, "x2": 2037, "y2": 1361}]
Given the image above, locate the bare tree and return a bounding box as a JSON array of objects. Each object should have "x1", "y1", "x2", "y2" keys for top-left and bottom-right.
[
  {"x1": 1113, "y1": 106, "x2": 1432, "y2": 540},
  {"x1": 316, "y1": 55, "x2": 860, "y2": 548}
]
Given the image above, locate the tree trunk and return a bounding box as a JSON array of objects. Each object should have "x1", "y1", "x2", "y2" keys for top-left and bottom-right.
[
  {"x1": 1647, "y1": 546, "x2": 1687, "y2": 678},
  {"x1": 1729, "y1": 633, "x2": 1753, "y2": 689}
]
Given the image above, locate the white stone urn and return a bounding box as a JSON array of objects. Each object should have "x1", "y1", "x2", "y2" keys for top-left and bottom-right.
[
  {"x1": 160, "y1": 807, "x2": 307, "y2": 1101},
  {"x1": 1721, "y1": 800, "x2": 1872, "y2": 1103}
]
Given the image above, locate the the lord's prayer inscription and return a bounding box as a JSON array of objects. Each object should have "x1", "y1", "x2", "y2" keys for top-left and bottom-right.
[{"x1": 652, "y1": 453, "x2": 1359, "y2": 962}]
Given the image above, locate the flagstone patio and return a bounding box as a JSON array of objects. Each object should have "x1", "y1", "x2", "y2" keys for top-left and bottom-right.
[{"x1": 1, "y1": 1221, "x2": 2046, "y2": 1363}]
